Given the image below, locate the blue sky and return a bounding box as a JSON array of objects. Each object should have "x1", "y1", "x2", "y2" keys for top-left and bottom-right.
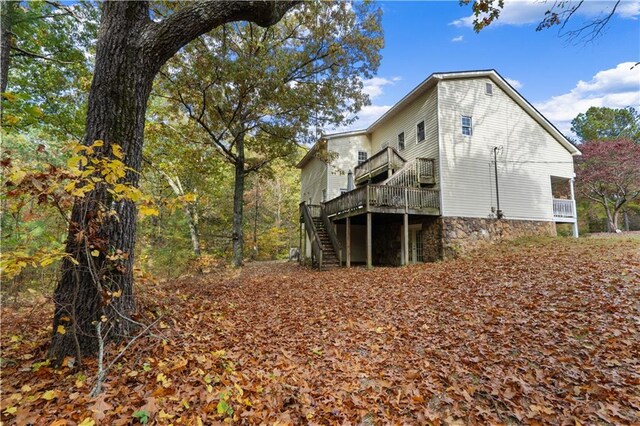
[{"x1": 347, "y1": 0, "x2": 640, "y2": 137}]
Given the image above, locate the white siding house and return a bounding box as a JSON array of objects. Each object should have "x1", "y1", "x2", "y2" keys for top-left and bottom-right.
[{"x1": 298, "y1": 70, "x2": 581, "y2": 269}]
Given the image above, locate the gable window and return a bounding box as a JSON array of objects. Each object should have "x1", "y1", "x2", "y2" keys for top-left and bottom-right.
[
  {"x1": 357, "y1": 151, "x2": 368, "y2": 165},
  {"x1": 398, "y1": 132, "x2": 405, "y2": 150},
  {"x1": 416, "y1": 121, "x2": 425, "y2": 142},
  {"x1": 461, "y1": 115, "x2": 472, "y2": 136},
  {"x1": 485, "y1": 83, "x2": 493, "y2": 95}
]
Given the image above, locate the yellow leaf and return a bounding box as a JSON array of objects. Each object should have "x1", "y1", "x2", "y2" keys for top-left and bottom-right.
[
  {"x1": 111, "y1": 144, "x2": 124, "y2": 159},
  {"x1": 57, "y1": 325, "x2": 66, "y2": 335},
  {"x1": 158, "y1": 410, "x2": 174, "y2": 419},
  {"x1": 3, "y1": 406, "x2": 17, "y2": 415},
  {"x1": 182, "y1": 193, "x2": 197, "y2": 202},
  {"x1": 112, "y1": 289, "x2": 122, "y2": 298},
  {"x1": 113, "y1": 183, "x2": 128, "y2": 193},
  {"x1": 234, "y1": 383, "x2": 244, "y2": 397},
  {"x1": 139, "y1": 205, "x2": 159, "y2": 217},
  {"x1": 67, "y1": 155, "x2": 87, "y2": 169},
  {"x1": 10, "y1": 335, "x2": 21, "y2": 342},
  {"x1": 2, "y1": 92, "x2": 17, "y2": 102},
  {"x1": 21, "y1": 385, "x2": 32, "y2": 392},
  {"x1": 42, "y1": 390, "x2": 58, "y2": 400},
  {"x1": 90, "y1": 250, "x2": 100, "y2": 257},
  {"x1": 78, "y1": 418, "x2": 95, "y2": 426},
  {"x1": 92, "y1": 139, "x2": 104, "y2": 147}
]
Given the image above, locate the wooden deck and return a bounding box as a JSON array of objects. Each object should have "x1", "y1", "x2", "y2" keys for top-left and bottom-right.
[
  {"x1": 354, "y1": 147, "x2": 406, "y2": 184},
  {"x1": 324, "y1": 184, "x2": 440, "y2": 220}
]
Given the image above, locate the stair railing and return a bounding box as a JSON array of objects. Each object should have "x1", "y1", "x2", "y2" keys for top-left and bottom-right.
[
  {"x1": 320, "y1": 204, "x2": 342, "y2": 267},
  {"x1": 300, "y1": 202, "x2": 324, "y2": 269}
]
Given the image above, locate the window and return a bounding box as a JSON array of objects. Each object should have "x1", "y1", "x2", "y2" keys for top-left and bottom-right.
[
  {"x1": 398, "y1": 132, "x2": 405, "y2": 150},
  {"x1": 416, "y1": 121, "x2": 425, "y2": 142},
  {"x1": 461, "y1": 116, "x2": 472, "y2": 136},
  {"x1": 485, "y1": 83, "x2": 493, "y2": 95},
  {"x1": 357, "y1": 151, "x2": 368, "y2": 165}
]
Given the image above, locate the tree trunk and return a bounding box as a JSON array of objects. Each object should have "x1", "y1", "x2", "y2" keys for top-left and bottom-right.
[
  {"x1": 49, "y1": 2, "x2": 153, "y2": 363},
  {"x1": 48, "y1": 1, "x2": 298, "y2": 363},
  {"x1": 186, "y1": 203, "x2": 201, "y2": 257},
  {"x1": 232, "y1": 136, "x2": 246, "y2": 267},
  {"x1": 0, "y1": 1, "x2": 16, "y2": 95}
]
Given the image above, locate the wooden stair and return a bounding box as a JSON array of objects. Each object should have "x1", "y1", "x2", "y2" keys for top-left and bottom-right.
[{"x1": 312, "y1": 217, "x2": 341, "y2": 269}]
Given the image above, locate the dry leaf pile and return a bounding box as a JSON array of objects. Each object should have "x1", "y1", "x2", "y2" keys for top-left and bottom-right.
[{"x1": 1, "y1": 237, "x2": 639, "y2": 425}]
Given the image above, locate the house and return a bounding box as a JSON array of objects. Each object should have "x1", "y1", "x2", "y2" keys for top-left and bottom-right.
[{"x1": 297, "y1": 70, "x2": 580, "y2": 269}]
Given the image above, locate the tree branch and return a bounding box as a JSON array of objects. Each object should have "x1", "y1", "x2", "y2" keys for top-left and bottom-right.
[
  {"x1": 143, "y1": 1, "x2": 300, "y2": 72},
  {"x1": 10, "y1": 45, "x2": 76, "y2": 64}
]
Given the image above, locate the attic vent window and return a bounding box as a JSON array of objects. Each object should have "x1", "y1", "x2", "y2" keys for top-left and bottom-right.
[{"x1": 485, "y1": 83, "x2": 493, "y2": 95}]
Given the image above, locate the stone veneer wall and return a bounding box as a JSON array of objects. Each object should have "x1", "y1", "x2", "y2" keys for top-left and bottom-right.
[
  {"x1": 418, "y1": 217, "x2": 443, "y2": 262},
  {"x1": 441, "y1": 217, "x2": 556, "y2": 259}
]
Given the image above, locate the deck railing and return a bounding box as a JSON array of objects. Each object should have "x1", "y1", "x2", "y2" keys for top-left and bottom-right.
[
  {"x1": 354, "y1": 147, "x2": 405, "y2": 183},
  {"x1": 324, "y1": 184, "x2": 439, "y2": 218},
  {"x1": 553, "y1": 198, "x2": 575, "y2": 218},
  {"x1": 300, "y1": 202, "x2": 323, "y2": 268},
  {"x1": 383, "y1": 158, "x2": 436, "y2": 187}
]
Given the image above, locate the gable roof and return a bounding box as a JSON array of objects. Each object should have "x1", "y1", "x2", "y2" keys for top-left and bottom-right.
[
  {"x1": 296, "y1": 129, "x2": 369, "y2": 168},
  {"x1": 298, "y1": 69, "x2": 580, "y2": 169},
  {"x1": 368, "y1": 69, "x2": 580, "y2": 156}
]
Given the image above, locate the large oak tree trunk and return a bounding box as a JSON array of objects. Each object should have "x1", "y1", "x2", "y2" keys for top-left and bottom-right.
[
  {"x1": 49, "y1": 0, "x2": 298, "y2": 363},
  {"x1": 49, "y1": 2, "x2": 154, "y2": 362}
]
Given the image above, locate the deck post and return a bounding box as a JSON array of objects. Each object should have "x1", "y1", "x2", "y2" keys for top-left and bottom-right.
[
  {"x1": 346, "y1": 216, "x2": 351, "y2": 268},
  {"x1": 365, "y1": 185, "x2": 370, "y2": 212},
  {"x1": 570, "y1": 177, "x2": 579, "y2": 238},
  {"x1": 299, "y1": 221, "x2": 303, "y2": 263},
  {"x1": 403, "y1": 188, "x2": 409, "y2": 265},
  {"x1": 403, "y1": 213, "x2": 409, "y2": 265},
  {"x1": 302, "y1": 223, "x2": 307, "y2": 260},
  {"x1": 366, "y1": 212, "x2": 372, "y2": 268}
]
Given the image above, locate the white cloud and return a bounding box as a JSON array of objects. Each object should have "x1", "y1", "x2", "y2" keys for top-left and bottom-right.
[
  {"x1": 362, "y1": 76, "x2": 400, "y2": 99},
  {"x1": 451, "y1": 35, "x2": 464, "y2": 42},
  {"x1": 331, "y1": 104, "x2": 393, "y2": 133},
  {"x1": 451, "y1": 0, "x2": 640, "y2": 28},
  {"x1": 505, "y1": 77, "x2": 523, "y2": 89},
  {"x1": 535, "y1": 62, "x2": 640, "y2": 135}
]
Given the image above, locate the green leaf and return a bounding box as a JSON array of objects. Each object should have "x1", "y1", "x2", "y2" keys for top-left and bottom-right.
[{"x1": 132, "y1": 410, "x2": 150, "y2": 424}]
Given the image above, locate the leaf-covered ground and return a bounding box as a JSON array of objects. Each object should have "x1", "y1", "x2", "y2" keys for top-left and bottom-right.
[{"x1": 1, "y1": 237, "x2": 639, "y2": 425}]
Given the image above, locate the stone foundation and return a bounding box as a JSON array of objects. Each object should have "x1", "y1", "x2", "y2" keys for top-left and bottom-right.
[
  {"x1": 441, "y1": 217, "x2": 556, "y2": 258},
  {"x1": 416, "y1": 217, "x2": 443, "y2": 262}
]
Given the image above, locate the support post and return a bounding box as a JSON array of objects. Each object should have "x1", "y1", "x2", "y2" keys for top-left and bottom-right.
[
  {"x1": 346, "y1": 216, "x2": 351, "y2": 268},
  {"x1": 403, "y1": 187, "x2": 409, "y2": 266},
  {"x1": 569, "y1": 177, "x2": 579, "y2": 238},
  {"x1": 299, "y1": 222, "x2": 303, "y2": 264},
  {"x1": 366, "y1": 212, "x2": 372, "y2": 268},
  {"x1": 404, "y1": 213, "x2": 409, "y2": 266},
  {"x1": 302, "y1": 224, "x2": 307, "y2": 260}
]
